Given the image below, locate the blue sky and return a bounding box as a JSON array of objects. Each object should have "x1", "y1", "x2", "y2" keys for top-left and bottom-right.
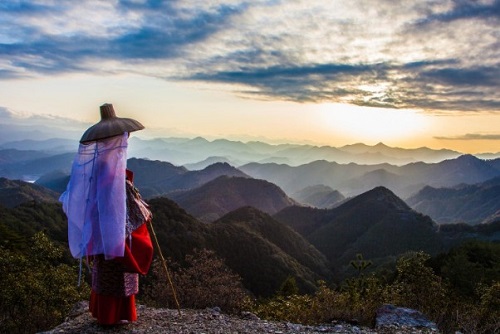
[{"x1": 0, "y1": 0, "x2": 499, "y2": 153}]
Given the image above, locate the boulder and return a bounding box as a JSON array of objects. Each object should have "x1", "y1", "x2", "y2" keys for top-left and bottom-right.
[{"x1": 376, "y1": 304, "x2": 438, "y2": 331}]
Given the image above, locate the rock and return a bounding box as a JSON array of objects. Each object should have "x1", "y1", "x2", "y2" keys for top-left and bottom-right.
[
  {"x1": 40, "y1": 301, "x2": 441, "y2": 333},
  {"x1": 376, "y1": 304, "x2": 438, "y2": 331}
]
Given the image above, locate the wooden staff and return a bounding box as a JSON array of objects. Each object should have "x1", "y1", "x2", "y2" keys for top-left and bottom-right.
[{"x1": 148, "y1": 222, "x2": 182, "y2": 316}]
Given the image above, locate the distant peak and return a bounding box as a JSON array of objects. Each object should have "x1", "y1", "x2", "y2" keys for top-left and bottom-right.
[
  {"x1": 351, "y1": 186, "x2": 411, "y2": 211},
  {"x1": 190, "y1": 136, "x2": 209, "y2": 143}
]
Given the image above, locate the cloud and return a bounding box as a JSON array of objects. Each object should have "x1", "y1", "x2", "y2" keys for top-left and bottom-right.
[
  {"x1": 0, "y1": 0, "x2": 499, "y2": 113},
  {"x1": 416, "y1": 0, "x2": 500, "y2": 24},
  {"x1": 435, "y1": 133, "x2": 500, "y2": 140}
]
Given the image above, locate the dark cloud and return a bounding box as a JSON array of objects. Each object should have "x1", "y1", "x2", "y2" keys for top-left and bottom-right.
[
  {"x1": 0, "y1": 1, "x2": 53, "y2": 14},
  {"x1": 0, "y1": 2, "x2": 245, "y2": 74},
  {"x1": 435, "y1": 133, "x2": 500, "y2": 140},
  {"x1": 113, "y1": 2, "x2": 245, "y2": 59},
  {"x1": 419, "y1": 67, "x2": 500, "y2": 86},
  {"x1": 186, "y1": 60, "x2": 500, "y2": 111},
  {"x1": 417, "y1": 0, "x2": 500, "y2": 24}
]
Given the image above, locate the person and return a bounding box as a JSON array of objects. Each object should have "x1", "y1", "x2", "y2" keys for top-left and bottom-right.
[{"x1": 60, "y1": 103, "x2": 153, "y2": 325}]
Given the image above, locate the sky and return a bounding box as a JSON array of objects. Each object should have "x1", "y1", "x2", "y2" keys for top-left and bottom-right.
[{"x1": 0, "y1": 0, "x2": 499, "y2": 154}]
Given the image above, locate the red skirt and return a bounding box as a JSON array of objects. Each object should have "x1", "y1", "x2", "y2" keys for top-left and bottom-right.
[{"x1": 89, "y1": 223, "x2": 153, "y2": 325}]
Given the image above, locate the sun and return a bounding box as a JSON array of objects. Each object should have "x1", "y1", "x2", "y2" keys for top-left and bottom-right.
[{"x1": 319, "y1": 103, "x2": 430, "y2": 144}]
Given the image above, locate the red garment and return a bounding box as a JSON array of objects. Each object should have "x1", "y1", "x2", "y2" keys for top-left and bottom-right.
[{"x1": 89, "y1": 223, "x2": 153, "y2": 324}]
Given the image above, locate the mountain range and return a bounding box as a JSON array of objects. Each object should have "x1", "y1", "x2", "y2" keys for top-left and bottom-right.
[
  {"x1": 239, "y1": 154, "x2": 500, "y2": 198},
  {"x1": 0, "y1": 135, "x2": 479, "y2": 171},
  {"x1": 1, "y1": 176, "x2": 498, "y2": 296},
  {"x1": 407, "y1": 177, "x2": 500, "y2": 225},
  {"x1": 3, "y1": 152, "x2": 499, "y2": 226}
]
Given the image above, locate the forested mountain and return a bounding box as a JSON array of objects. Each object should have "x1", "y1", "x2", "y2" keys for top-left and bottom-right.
[
  {"x1": 145, "y1": 198, "x2": 332, "y2": 296},
  {"x1": 291, "y1": 185, "x2": 345, "y2": 209},
  {"x1": 406, "y1": 177, "x2": 500, "y2": 225},
  {"x1": 207, "y1": 207, "x2": 332, "y2": 295},
  {"x1": 275, "y1": 187, "x2": 444, "y2": 276},
  {"x1": 167, "y1": 176, "x2": 296, "y2": 223}
]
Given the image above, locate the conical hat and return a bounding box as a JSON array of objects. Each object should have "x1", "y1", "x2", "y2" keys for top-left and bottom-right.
[{"x1": 80, "y1": 103, "x2": 144, "y2": 143}]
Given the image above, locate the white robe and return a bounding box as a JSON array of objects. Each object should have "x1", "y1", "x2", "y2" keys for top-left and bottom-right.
[{"x1": 60, "y1": 133, "x2": 128, "y2": 260}]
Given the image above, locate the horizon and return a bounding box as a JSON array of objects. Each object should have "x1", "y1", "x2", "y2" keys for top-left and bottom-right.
[
  {"x1": 1, "y1": 113, "x2": 500, "y2": 157},
  {"x1": 1, "y1": 1, "x2": 499, "y2": 154}
]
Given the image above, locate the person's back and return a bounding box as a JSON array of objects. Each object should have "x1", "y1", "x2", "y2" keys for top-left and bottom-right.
[{"x1": 60, "y1": 103, "x2": 153, "y2": 325}]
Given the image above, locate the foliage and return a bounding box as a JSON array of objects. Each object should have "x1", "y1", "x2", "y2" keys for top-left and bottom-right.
[
  {"x1": 0, "y1": 232, "x2": 90, "y2": 334},
  {"x1": 385, "y1": 251, "x2": 449, "y2": 328},
  {"x1": 254, "y1": 250, "x2": 500, "y2": 333},
  {"x1": 277, "y1": 276, "x2": 299, "y2": 297},
  {"x1": 143, "y1": 248, "x2": 251, "y2": 314},
  {"x1": 436, "y1": 240, "x2": 500, "y2": 298}
]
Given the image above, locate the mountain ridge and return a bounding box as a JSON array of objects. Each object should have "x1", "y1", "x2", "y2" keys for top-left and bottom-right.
[{"x1": 168, "y1": 175, "x2": 297, "y2": 223}]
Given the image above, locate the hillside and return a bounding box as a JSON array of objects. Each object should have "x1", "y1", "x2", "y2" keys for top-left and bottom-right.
[
  {"x1": 146, "y1": 198, "x2": 330, "y2": 297},
  {"x1": 291, "y1": 185, "x2": 345, "y2": 209},
  {"x1": 0, "y1": 177, "x2": 60, "y2": 208},
  {"x1": 275, "y1": 187, "x2": 444, "y2": 276},
  {"x1": 406, "y1": 177, "x2": 500, "y2": 225},
  {"x1": 207, "y1": 207, "x2": 331, "y2": 296},
  {"x1": 168, "y1": 175, "x2": 296, "y2": 223}
]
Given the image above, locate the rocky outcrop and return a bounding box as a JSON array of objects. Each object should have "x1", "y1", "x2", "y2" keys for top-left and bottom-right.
[
  {"x1": 376, "y1": 304, "x2": 438, "y2": 332},
  {"x1": 39, "y1": 302, "x2": 439, "y2": 334}
]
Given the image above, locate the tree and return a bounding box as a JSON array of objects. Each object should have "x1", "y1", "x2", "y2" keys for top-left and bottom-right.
[
  {"x1": 143, "y1": 248, "x2": 250, "y2": 313},
  {"x1": 0, "y1": 232, "x2": 90, "y2": 333}
]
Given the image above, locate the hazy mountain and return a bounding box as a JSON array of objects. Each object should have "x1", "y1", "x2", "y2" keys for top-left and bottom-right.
[
  {"x1": 274, "y1": 187, "x2": 444, "y2": 276},
  {"x1": 0, "y1": 152, "x2": 74, "y2": 182},
  {"x1": 406, "y1": 177, "x2": 500, "y2": 225},
  {"x1": 0, "y1": 122, "x2": 81, "y2": 145},
  {"x1": 35, "y1": 171, "x2": 70, "y2": 194},
  {"x1": 0, "y1": 149, "x2": 51, "y2": 165},
  {"x1": 110, "y1": 136, "x2": 467, "y2": 166},
  {"x1": 168, "y1": 175, "x2": 297, "y2": 223},
  {"x1": 127, "y1": 159, "x2": 248, "y2": 199},
  {"x1": 339, "y1": 142, "x2": 460, "y2": 163},
  {"x1": 147, "y1": 198, "x2": 331, "y2": 296},
  {"x1": 0, "y1": 138, "x2": 76, "y2": 153},
  {"x1": 0, "y1": 177, "x2": 60, "y2": 208},
  {"x1": 183, "y1": 156, "x2": 235, "y2": 170},
  {"x1": 485, "y1": 157, "x2": 500, "y2": 171},
  {"x1": 21, "y1": 158, "x2": 249, "y2": 200},
  {"x1": 165, "y1": 163, "x2": 249, "y2": 195},
  {"x1": 240, "y1": 155, "x2": 500, "y2": 199},
  {"x1": 291, "y1": 185, "x2": 345, "y2": 209},
  {"x1": 399, "y1": 155, "x2": 500, "y2": 188},
  {"x1": 240, "y1": 160, "x2": 394, "y2": 197}
]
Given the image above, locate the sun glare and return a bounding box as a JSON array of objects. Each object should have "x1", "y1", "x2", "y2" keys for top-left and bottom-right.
[{"x1": 320, "y1": 103, "x2": 429, "y2": 144}]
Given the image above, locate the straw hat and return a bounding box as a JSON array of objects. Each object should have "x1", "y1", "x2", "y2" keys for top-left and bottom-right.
[{"x1": 80, "y1": 103, "x2": 144, "y2": 143}]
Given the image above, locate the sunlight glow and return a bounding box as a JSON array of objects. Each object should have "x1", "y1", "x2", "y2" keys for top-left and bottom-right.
[{"x1": 320, "y1": 103, "x2": 430, "y2": 143}]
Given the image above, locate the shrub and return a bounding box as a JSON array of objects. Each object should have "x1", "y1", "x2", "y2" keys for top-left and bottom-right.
[
  {"x1": 0, "y1": 232, "x2": 90, "y2": 334},
  {"x1": 143, "y1": 248, "x2": 251, "y2": 313}
]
